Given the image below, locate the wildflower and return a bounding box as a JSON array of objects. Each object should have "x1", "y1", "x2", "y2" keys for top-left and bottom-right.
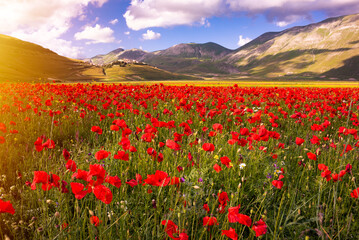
[
  {"x1": 252, "y1": 219, "x2": 267, "y2": 237},
  {"x1": 0, "y1": 199, "x2": 15, "y2": 215},
  {"x1": 90, "y1": 216, "x2": 101, "y2": 226}
]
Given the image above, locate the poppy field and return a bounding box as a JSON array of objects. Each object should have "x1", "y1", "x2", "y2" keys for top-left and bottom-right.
[{"x1": 0, "y1": 82, "x2": 358, "y2": 239}]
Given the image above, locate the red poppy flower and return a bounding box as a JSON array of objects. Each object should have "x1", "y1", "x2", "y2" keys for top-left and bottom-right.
[
  {"x1": 350, "y1": 188, "x2": 359, "y2": 198},
  {"x1": 166, "y1": 139, "x2": 181, "y2": 151},
  {"x1": 31, "y1": 171, "x2": 49, "y2": 190},
  {"x1": 240, "y1": 128, "x2": 249, "y2": 136},
  {"x1": 61, "y1": 180, "x2": 69, "y2": 193},
  {"x1": 222, "y1": 227, "x2": 238, "y2": 240},
  {"x1": 72, "y1": 169, "x2": 90, "y2": 182},
  {"x1": 126, "y1": 179, "x2": 139, "y2": 187},
  {"x1": 71, "y1": 182, "x2": 88, "y2": 200},
  {"x1": 114, "y1": 150, "x2": 129, "y2": 161},
  {"x1": 227, "y1": 205, "x2": 241, "y2": 222},
  {"x1": 202, "y1": 143, "x2": 215, "y2": 152},
  {"x1": 0, "y1": 199, "x2": 15, "y2": 215},
  {"x1": 89, "y1": 164, "x2": 106, "y2": 183},
  {"x1": 321, "y1": 170, "x2": 332, "y2": 181},
  {"x1": 63, "y1": 149, "x2": 70, "y2": 160},
  {"x1": 119, "y1": 137, "x2": 131, "y2": 150},
  {"x1": 110, "y1": 125, "x2": 120, "y2": 131},
  {"x1": 272, "y1": 180, "x2": 283, "y2": 189},
  {"x1": 318, "y1": 164, "x2": 328, "y2": 171},
  {"x1": 147, "y1": 148, "x2": 157, "y2": 156},
  {"x1": 129, "y1": 146, "x2": 137, "y2": 152},
  {"x1": 218, "y1": 192, "x2": 229, "y2": 205},
  {"x1": 42, "y1": 139, "x2": 55, "y2": 149},
  {"x1": 307, "y1": 152, "x2": 317, "y2": 161},
  {"x1": 95, "y1": 150, "x2": 110, "y2": 161},
  {"x1": 161, "y1": 220, "x2": 179, "y2": 240},
  {"x1": 346, "y1": 164, "x2": 352, "y2": 173},
  {"x1": 295, "y1": 137, "x2": 305, "y2": 146},
  {"x1": 237, "y1": 214, "x2": 252, "y2": 227},
  {"x1": 0, "y1": 123, "x2": 6, "y2": 133},
  {"x1": 105, "y1": 175, "x2": 122, "y2": 188},
  {"x1": 90, "y1": 216, "x2": 101, "y2": 226},
  {"x1": 41, "y1": 173, "x2": 60, "y2": 191},
  {"x1": 203, "y1": 203, "x2": 210, "y2": 213},
  {"x1": 213, "y1": 123, "x2": 223, "y2": 133},
  {"x1": 220, "y1": 156, "x2": 232, "y2": 168},
  {"x1": 141, "y1": 133, "x2": 154, "y2": 142},
  {"x1": 144, "y1": 170, "x2": 170, "y2": 187},
  {"x1": 65, "y1": 160, "x2": 77, "y2": 172},
  {"x1": 0, "y1": 136, "x2": 5, "y2": 144},
  {"x1": 91, "y1": 126, "x2": 102, "y2": 135},
  {"x1": 213, "y1": 164, "x2": 222, "y2": 173},
  {"x1": 34, "y1": 137, "x2": 44, "y2": 152},
  {"x1": 203, "y1": 216, "x2": 218, "y2": 226},
  {"x1": 252, "y1": 219, "x2": 267, "y2": 237},
  {"x1": 339, "y1": 170, "x2": 347, "y2": 178},
  {"x1": 93, "y1": 185, "x2": 113, "y2": 204}
]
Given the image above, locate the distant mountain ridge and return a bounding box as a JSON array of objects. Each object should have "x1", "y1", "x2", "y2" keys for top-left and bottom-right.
[{"x1": 89, "y1": 13, "x2": 359, "y2": 79}]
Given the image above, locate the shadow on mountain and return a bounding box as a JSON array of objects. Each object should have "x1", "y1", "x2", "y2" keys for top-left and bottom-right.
[
  {"x1": 349, "y1": 40, "x2": 359, "y2": 45},
  {"x1": 237, "y1": 48, "x2": 352, "y2": 76},
  {"x1": 324, "y1": 55, "x2": 359, "y2": 78}
]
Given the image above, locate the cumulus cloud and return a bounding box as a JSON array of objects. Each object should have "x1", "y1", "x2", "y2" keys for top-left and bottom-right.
[
  {"x1": 142, "y1": 30, "x2": 161, "y2": 40},
  {"x1": 124, "y1": 0, "x2": 359, "y2": 30},
  {"x1": 124, "y1": 31, "x2": 131, "y2": 35},
  {"x1": 75, "y1": 24, "x2": 115, "y2": 44},
  {"x1": 0, "y1": 0, "x2": 108, "y2": 58},
  {"x1": 109, "y1": 18, "x2": 119, "y2": 25},
  {"x1": 124, "y1": 0, "x2": 225, "y2": 30},
  {"x1": 237, "y1": 35, "x2": 252, "y2": 47}
]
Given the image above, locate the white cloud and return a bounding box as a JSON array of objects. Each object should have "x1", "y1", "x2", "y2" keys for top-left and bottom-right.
[
  {"x1": 75, "y1": 24, "x2": 115, "y2": 44},
  {"x1": 0, "y1": 0, "x2": 108, "y2": 58},
  {"x1": 237, "y1": 35, "x2": 252, "y2": 47},
  {"x1": 124, "y1": 31, "x2": 131, "y2": 35},
  {"x1": 124, "y1": 0, "x2": 359, "y2": 30},
  {"x1": 124, "y1": 0, "x2": 225, "y2": 30},
  {"x1": 110, "y1": 18, "x2": 119, "y2": 25},
  {"x1": 142, "y1": 30, "x2": 161, "y2": 40},
  {"x1": 275, "y1": 15, "x2": 303, "y2": 27}
]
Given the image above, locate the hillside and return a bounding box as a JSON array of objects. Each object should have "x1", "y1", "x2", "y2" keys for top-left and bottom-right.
[
  {"x1": 226, "y1": 13, "x2": 359, "y2": 78},
  {"x1": 90, "y1": 42, "x2": 237, "y2": 75},
  {"x1": 103, "y1": 62, "x2": 199, "y2": 81},
  {"x1": 88, "y1": 48, "x2": 148, "y2": 65},
  {"x1": 0, "y1": 34, "x2": 105, "y2": 82}
]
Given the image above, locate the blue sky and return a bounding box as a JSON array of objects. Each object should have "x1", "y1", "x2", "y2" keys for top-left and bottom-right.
[{"x1": 0, "y1": 0, "x2": 358, "y2": 58}]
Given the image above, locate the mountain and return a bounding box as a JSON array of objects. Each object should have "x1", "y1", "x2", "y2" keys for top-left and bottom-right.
[
  {"x1": 89, "y1": 42, "x2": 238, "y2": 75},
  {"x1": 142, "y1": 42, "x2": 238, "y2": 74},
  {"x1": 90, "y1": 13, "x2": 359, "y2": 79},
  {"x1": 226, "y1": 13, "x2": 359, "y2": 78},
  {"x1": 88, "y1": 48, "x2": 148, "y2": 65},
  {"x1": 150, "y1": 42, "x2": 232, "y2": 59},
  {"x1": 0, "y1": 34, "x2": 105, "y2": 82}
]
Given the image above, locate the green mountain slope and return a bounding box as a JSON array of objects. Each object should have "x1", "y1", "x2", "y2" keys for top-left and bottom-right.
[
  {"x1": 226, "y1": 14, "x2": 359, "y2": 78},
  {"x1": 90, "y1": 42, "x2": 237, "y2": 75},
  {"x1": 103, "y1": 62, "x2": 199, "y2": 81},
  {"x1": 0, "y1": 34, "x2": 105, "y2": 82}
]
